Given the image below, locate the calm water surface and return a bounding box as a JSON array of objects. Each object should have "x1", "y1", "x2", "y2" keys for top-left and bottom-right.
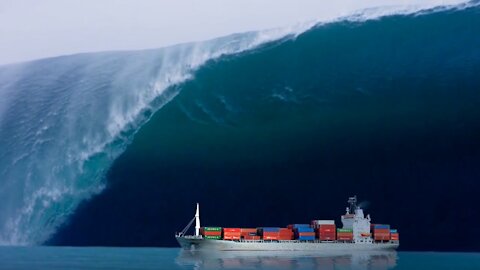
[{"x1": 1, "y1": 247, "x2": 480, "y2": 270}]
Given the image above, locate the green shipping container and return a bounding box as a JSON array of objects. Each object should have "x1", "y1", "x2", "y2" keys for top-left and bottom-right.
[
  {"x1": 203, "y1": 227, "x2": 222, "y2": 231},
  {"x1": 204, "y1": 235, "x2": 222, "y2": 240},
  {"x1": 337, "y1": 229, "x2": 353, "y2": 233}
]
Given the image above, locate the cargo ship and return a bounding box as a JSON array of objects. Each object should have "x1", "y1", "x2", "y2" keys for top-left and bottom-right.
[{"x1": 175, "y1": 196, "x2": 399, "y2": 251}]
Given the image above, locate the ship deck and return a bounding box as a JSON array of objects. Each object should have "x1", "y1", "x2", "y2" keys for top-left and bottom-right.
[{"x1": 176, "y1": 236, "x2": 399, "y2": 251}]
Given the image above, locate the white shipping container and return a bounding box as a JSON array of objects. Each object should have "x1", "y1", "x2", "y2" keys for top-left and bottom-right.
[{"x1": 311, "y1": 220, "x2": 335, "y2": 228}]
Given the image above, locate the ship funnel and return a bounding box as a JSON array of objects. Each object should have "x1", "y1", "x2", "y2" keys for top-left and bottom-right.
[{"x1": 195, "y1": 203, "x2": 201, "y2": 236}]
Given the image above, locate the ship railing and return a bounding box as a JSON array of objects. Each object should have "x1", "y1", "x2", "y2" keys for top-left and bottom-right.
[
  {"x1": 175, "y1": 233, "x2": 203, "y2": 239},
  {"x1": 233, "y1": 239, "x2": 398, "y2": 244}
]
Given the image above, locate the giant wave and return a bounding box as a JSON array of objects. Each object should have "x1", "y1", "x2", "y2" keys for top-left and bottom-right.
[{"x1": 0, "y1": 1, "x2": 479, "y2": 246}]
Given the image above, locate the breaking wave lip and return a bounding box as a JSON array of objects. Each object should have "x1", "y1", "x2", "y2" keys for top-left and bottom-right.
[{"x1": 0, "y1": 1, "x2": 475, "y2": 246}]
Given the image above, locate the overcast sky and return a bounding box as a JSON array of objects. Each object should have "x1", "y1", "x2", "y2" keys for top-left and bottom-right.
[{"x1": 0, "y1": 0, "x2": 467, "y2": 65}]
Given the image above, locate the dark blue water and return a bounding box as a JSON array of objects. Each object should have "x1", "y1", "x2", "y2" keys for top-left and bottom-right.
[
  {"x1": 49, "y1": 4, "x2": 480, "y2": 251},
  {"x1": 0, "y1": 247, "x2": 479, "y2": 270}
]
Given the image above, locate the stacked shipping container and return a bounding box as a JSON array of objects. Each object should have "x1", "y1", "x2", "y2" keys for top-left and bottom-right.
[
  {"x1": 223, "y1": 228, "x2": 241, "y2": 240},
  {"x1": 201, "y1": 227, "x2": 222, "y2": 240},
  {"x1": 278, "y1": 228, "x2": 294, "y2": 240},
  {"x1": 372, "y1": 224, "x2": 391, "y2": 241},
  {"x1": 390, "y1": 229, "x2": 399, "y2": 241},
  {"x1": 200, "y1": 224, "x2": 399, "y2": 242},
  {"x1": 258, "y1": 227, "x2": 281, "y2": 240},
  {"x1": 240, "y1": 228, "x2": 259, "y2": 240},
  {"x1": 316, "y1": 224, "x2": 336, "y2": 241},
  {"x1": 336, "y1": 229, "x2": 354, "y2": 241},
  {"x1": 291, "y1": 224, "x2": 315, "y2": 241},
  {"x1": 257, "y1": 227, "x2": 294, "y2": 240}
]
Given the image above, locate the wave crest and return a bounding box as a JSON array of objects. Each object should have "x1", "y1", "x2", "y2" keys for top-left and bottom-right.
[{"x1": 0, "y1": 1, "x2": 474, "y2": 245}]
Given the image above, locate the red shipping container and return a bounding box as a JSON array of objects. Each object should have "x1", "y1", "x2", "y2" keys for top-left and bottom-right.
[
  {"x1": 224, "y1": 228, "x2": 241, "y2": 233},
  {"x1": 240, "y1": 228, "x2": 258, "y2": 237},
  {"x1": 243, "y1": 235, "x2": 261, "y2": 240},
  {"x1": 224, "y1": 235, "x2": 241, "y2": 240},
  {"x1": 337, "y1": 232, "x2": 353, "y2": 241},
  {"x1": 391, "y1": 233, "x2": 399, "y2": 241},
  {"x1": 374, "y1": 234, "x2": 391, "y2": 241},
  {"x1": 337, "y1": 236, "x2": 353, "y2": 241},
  {"x1": 337, "y1": 232, "x2": 353, "y2": 235},
  {"x1": 224, "y1": 231, "x2": 241, "y2": 240},
  {"x1": 319, "y1": 224, "x2": 336, "y2": 233},
  {"x1": 318, "y1": 232, "x2": 336, "y2": 236},
  {"x1": 297, "y1": 232, "x2": 315, "y2": 237},
  {"x1": 240, "y1": 228, "x2": 257, "y2": 235},
  {"x1": 374, "y1": 229, "x2": 390, "y2": 233},
  {"x1": 318, "y1": 233, "x2": 336, "y2": 241},
  {"x1": 203, "y1": 231, "x2": 222, "y2": 236},
  {"x1": 278, "y1": 231, "x2": 294, "y2": 240},
  {"x1": 262, "y1": 232, "x2": 279, "y2": 240},
  {"x1": 224, "y1": 232, "x2": 241, "y2": 236},
  {"x1": 261, "y1": 232, "x2": 279, "y2": 236}
]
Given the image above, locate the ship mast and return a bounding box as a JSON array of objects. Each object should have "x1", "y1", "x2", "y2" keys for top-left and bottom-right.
[{"x1": 195, "y1": 203, "x2": 201, "y2": 236}]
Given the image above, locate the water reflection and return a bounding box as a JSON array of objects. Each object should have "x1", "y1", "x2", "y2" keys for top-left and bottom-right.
[{"x1": 176, "y1": 250, "x2": 397, "y2": 270}]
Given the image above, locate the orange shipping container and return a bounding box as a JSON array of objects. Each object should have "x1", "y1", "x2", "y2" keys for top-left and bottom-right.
[
  {"x1": 224, "y1": 228, "x2": 242, "y2": 233},
  {"x1": 262, "y1": 232, "x2": 279, "y2": 240},
  {"x1": 224, "y1": 235, "x2": 241, "y2": 240},
  {"x1": 224, "y1": 232, "x2": 241, "y2": 236},
  {"x1": 297, "y1": 232, "x2": 315, "y2": 237},
  {"x1": 337, "y1": 235, "x2": 353, "y2": 241},
  {"x1": 374, "y1": 234, "x2": 391, "y2": 241},
  {"x1": 203, "y1": 231, "x2": 222, "y2": 236},
  {"x1": 337, "y1": 232, "x2": 353, "y2": 241},
  {"x1": 243, "y1": 235, "x2": 261, "y2": 240},
  {"x1": 240, "y1": 228, "x2": 257, "y2": 233},
  {"x1": 318, "y1": 233, "x2": 336, "y2": 241},
  {"x1": 319, "y1": 224, "x2": 336, "y2": 230}
]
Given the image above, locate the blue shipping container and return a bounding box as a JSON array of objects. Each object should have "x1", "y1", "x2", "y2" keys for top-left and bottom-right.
[
  {"x1": 390, "y1": 229, "x2": 397, "y2": 233},
  {"x1": 295, "y1": 227, "x2": 314, "y2": 233},
  {"x1": 297, "y1": 236, "x2": 315, "y2": 241},
  {"x1": 261, "y1": 227, "x2": 280, "y2": 232},
  {"x1": 292, "y1": 224, "x2": 310, "y2": 228},
  {"x1": 374, "y1": 224, "x2": 390, "y2": 229}
]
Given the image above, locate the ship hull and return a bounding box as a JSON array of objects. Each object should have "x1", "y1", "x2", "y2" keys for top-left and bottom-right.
[{"x1": 176, "y1": 237, "x2": 399, "y2": 251}]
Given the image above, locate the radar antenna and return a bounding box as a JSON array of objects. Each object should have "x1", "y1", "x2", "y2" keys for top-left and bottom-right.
[{"x1": 348, "y1": 195, "x2": 358, "y2": 211}]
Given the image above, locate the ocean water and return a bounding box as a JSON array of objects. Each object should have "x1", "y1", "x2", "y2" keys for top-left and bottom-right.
[
  {"x1": 0, "y1": 247, "x2": 479, "y2": 270},
  {"x1": 50, "y1": 2, "x2": 480, "y2": 250},
  {"x1": 0, "y1": 0, "x2": 479, "y2": 251}
]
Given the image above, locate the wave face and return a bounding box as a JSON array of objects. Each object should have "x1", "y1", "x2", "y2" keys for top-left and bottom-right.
[
  {"x1": 50, "y1": 3, "x2": 480, "y2": 251},
  {"x1": 0, "y1": 26, "x2": 313, "y2": 245},
  {"x1": 1, "y1": 2, "x2": 479, "y2": 247}
]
